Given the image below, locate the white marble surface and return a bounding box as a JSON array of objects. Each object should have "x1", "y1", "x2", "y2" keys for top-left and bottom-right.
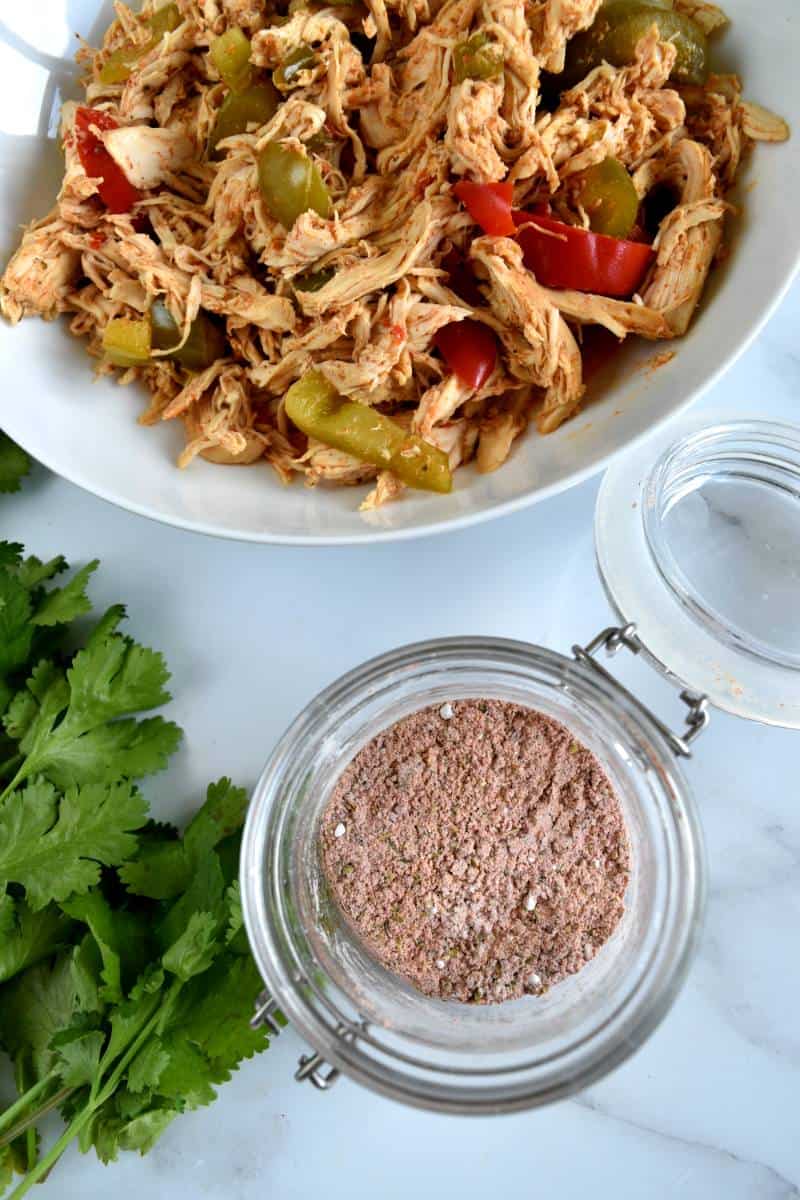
[{"x1": 3, "y1": 280, "x2": 799, "y2": 1198}]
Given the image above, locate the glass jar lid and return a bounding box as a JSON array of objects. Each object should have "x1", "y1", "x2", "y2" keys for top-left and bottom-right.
[{"x1": 595, "y1": 416, "x2": 800, "y2": 728}]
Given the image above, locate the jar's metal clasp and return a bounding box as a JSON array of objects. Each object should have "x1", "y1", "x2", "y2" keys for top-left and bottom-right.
[
  {"x1": 295, "y1": 1052, "x2": 340, "y2": 1091},
  {"x1": 251, "y1": 991, "x2": 355, "y2": 1093},
  {"x1": 573, "y1": 623, "x2": 710, "y2": 758},
  {"x1": 250, "y1": 989, "x2": 284, "y2": 1036},
  {"x1": 295, "y1": 1026, "x2": 357, "y2": 1091}
]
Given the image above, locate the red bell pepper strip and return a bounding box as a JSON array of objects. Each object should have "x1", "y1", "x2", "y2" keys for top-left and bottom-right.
[
  {"x1": 453, "y1": 180, "x2": 515, "y2": 237},
  {"x1": 74, "y1": 107, "x2": 142, "y2": 215},
  {"x1": 435, "y1": 319, "x2": 498, "y2": 390},
  {"x1": 513, "y1": 209, "x2": 654, "y2": 298}
]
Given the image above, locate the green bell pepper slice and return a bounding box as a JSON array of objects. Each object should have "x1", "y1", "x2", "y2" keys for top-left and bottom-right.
[
  {"x1": 258, "y1": 141, "x2": 331, "y2": 228},
  {"x1": 273, "y1": 45, "x2": 318, "y2": 92},
  {"x1": 103, "y1": 317, "x2": 151, "y2": 367},
  {"x1": 293, "y1": 267, "x2": 336, "y2": 293},
  {"x1": 571, "y1": 156, "x2": 640, "y2": 238},
  {"x1": 151, "y1": 302, "x2": 227, "y2": 371},
  {"x1": 453, "y1": 33, "x2": 503, "y2": 84},
  {"x1": 285, "y1": 371, "x2": 453, "y2": 493},
  {"x1": 208, "y1": 81, "x2": 281, "y2": 157},
  {"x1": 562, "y1": 3, "x2": 707, "y2": 88},
  {"x1": 210, "y1": 27, "x2": 254, "y2": 93},
  {"x1": 98, "y1": 3, "x2": 181, "y2": 85}
]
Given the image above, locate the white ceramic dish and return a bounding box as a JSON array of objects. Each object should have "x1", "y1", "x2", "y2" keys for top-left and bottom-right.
[{"x1": 1, "y1": 1, "x2": 798, "y2": 544}]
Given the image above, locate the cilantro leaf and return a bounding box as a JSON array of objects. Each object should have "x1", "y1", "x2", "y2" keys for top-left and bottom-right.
[
  {"x1": 168, "y1": 952, "x2": 271, "y2": 1071},
  {"x1": 12, "y1": 555, "x2": 66, "y2": 591},
  {"x1": 0, "y1": 894, "x2": 74, "y2": 985},
  {"x1": 162, "y1": 912, "x2": 220, "y2": 982},
  {"x1": 66, "y1": 620, "x2": 174, "y2": 723},
  {"x1": 3, "y1": 662, "x2": 68, "y2": 751},
  {"x1": 121, "y1": 779, "x2": 248, "y2": 902},
  {"x1": 224, "y1": 880, "x2": 250, "y2": 955},
  {"x1": 119, "y1": 840, "x2": 190, "y2": 900},
  {"x1": 0, "y1": 953, "x2": 79, "y2": 1077},
  {"x1": 0, "y1": 542, "x2": 24, "y2": 567},
  {"x1": 157, "y1": 852, "x2": 226, "y2": 955},
  {"x1": 100, "y1": 970, "x2": 165, "y2": 1071},
  {"x1": 31, "y1": 560, "x2": 98, "y2": 628},
  {"x1": 0, "y1": 570, "x2": 33, "y2": 678},
  {"x1": 0, "y1": 532, "x2": 267, "y2": 1194},
  {"x1": 0, "y1": 432, "x2": 31, "y2": 494},
  {"x1": 115, "y1": 1088, "x2": 155, "y2": 1121},
  {"x1": 50, "y1": 1027, "x2": 106, "y2": 1088},
  {"x1": 61, "y1": 891, "x2": 153, "y2": 1005},
  {"x1": 184, "y1": 778, "x2": 249, "y2": 861},
  {"x1": 114, "y1": 1105, "x2": 178, "y2": 1154},
  {"x1": 87, "y1": 1100, "x2": 179, "y2": 1164},
  {"x1": 127, "y1": 1039, "x2": 171, "y2": 1095},
  {"x1": 3, "y1": 614, "x2": 182, "y2": 789},
  {"x1": 149, "y1": 1036, "x2": 217, "y2": 1107},
  {"x1": 70, "y1": 935, "x2": 105, "y2": 1015},
  {"x1": 132, "y1": 955, "x2": 271, "y2": 1121},
  {"x1": 0, "y1": 550, "x2": 272, "y2": 1196},
  {"x1": 34, "y1": 716, "x2": 182, "y2": 790},
  {"x1": 0, "y1": 780, "x2": 148, "y2": 910},
  {"x1": 1, "y1": 624, "x2": 181, "y2": 792},
  {"x1": 0, "y1": 890, "x2": 12, "y2": 940}
]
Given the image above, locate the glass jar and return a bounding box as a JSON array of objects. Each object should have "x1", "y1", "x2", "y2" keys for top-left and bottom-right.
[
  {"x1": 241, "y1": 637, "x2": 705, "y2": 1114},
  {"x1": 242, "y1": 416, "x2": 800, "y2": 1112}
]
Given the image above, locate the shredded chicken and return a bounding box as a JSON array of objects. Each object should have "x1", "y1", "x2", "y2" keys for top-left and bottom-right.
[
  {"x1": 673, "y1": 1, "x2": 729, "y2": 36},
  {"x1": 472, "y1": 237, "x2": 584, "y2": 432},
  {"x1": 0, "y1": 0, "x2": 789, "y2": 506},
  {"x1": 529, "y1": 0, "x2": 601, "y2": 74}
]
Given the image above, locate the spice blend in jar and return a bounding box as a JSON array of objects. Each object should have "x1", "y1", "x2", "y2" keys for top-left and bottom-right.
[{"x1": 320, "y1": 700, "x2": 630, "y2": 1004}]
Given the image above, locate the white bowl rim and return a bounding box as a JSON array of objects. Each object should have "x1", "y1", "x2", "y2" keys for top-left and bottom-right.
[
  {"x1": 2, "y1": 0, "x2": 798, "y2": 545},
  {"x1": 11, "y1": 256, "x2": 798, "y2": 546}
]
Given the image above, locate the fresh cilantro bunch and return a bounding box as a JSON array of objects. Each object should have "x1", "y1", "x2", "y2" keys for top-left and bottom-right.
[{"x1": 0, "y1": 545, "x2": 274, "y2": 1198}]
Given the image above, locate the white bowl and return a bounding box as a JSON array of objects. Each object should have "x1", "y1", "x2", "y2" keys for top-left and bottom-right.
[{"x1": 1, "y1": 0, "x2": 797, "y2": 544}]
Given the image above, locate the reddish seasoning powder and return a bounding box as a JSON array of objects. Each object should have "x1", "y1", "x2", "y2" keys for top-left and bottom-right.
[{"x1": 320, "y1": 700, "x2": 630, "y2": 1004}]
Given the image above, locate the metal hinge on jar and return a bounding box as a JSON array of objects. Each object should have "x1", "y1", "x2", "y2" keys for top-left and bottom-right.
[
  {"x1": 573, "y1": 624, "x2": 710, "y2": 757},
  {"x1": 295, "y1": 1026, "x2": 357, "y2": 1091},
  {"x1": 251, "y1": 992, "x2": 356, "y2": 1092},
  {"x1": 250, "y1": 990, "x2": 284, "y2": 1036}
]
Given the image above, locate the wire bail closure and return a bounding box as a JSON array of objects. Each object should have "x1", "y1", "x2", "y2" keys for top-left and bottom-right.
[
  {"x1": 251, "y1": 991, "x2": 355, "y2": 1092},
  {"x1": 572, "y1": 624, "x2": 710, "y2": 758},
  {"x1": 250, "y1": 990, "x2": 283, "y2": 1036}
]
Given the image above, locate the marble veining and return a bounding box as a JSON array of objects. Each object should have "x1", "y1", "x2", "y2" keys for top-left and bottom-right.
[{"x1": 575, "y1": 1095, "x2": 800, "y2": 1198}]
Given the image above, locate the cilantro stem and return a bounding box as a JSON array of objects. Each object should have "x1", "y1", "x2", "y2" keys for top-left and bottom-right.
[
  {"x1": 7, "y1": 993, "x2": 173, "y2": 1200},
  {"x1": 22, "y1": 1122, "x2": 37, "y2": 1174},
  {"x1": 0, "y1": 1073, "x2": 58, "y2": 1141},
  {"x1": 7, "y1": 1104, "x2": 91, "y2": 1199},
  {"x1": 95, "y1": 986, "x2": 181, "y2": 1106},
  {"x1": 0, "y1": 751, "x2": 23, "y2": 781},
  {"x1": 0, "y1": 765, "x2": 26, "y2": 805},
  {"x1": 7, "y1": 982, "x2": 182, "y2": 1200},
  {"x1": 0, "y1": 1087, "x2": 73, "y2": 1150},
  {"x1": 89, "y1": 990, "x2": 163, "y2": 1106}
]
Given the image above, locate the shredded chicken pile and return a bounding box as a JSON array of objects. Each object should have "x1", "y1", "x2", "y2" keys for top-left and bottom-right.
[{"x1": 0, "y1": 0, "x2": 789, "y2": 508}]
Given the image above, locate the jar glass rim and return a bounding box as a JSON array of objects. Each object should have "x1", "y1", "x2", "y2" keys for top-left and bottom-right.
[
  {"x1": 241, "y1": 636, "x2": 706, "y2": 1114},
  {"x1": 596, "y1": 413, "x2": 800, "y2": 728},
  {"x1": 642, "y1": 419, "x2": 800, "y2": 671}
]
